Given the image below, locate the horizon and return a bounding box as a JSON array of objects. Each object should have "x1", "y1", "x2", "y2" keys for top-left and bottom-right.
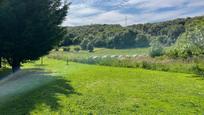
[
  {"x1": 65, "y1": 15, "x2": 203, "y2": 27},
  {"x1": 63, "y1": 0, "x2": 204, "y2": 27}
]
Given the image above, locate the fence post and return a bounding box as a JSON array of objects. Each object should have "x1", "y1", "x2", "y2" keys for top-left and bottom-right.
[
  {"x1": 41, "y1": 57, "x2": 43, "y2": 65},
  {"x1": 66, "y1": 56, "x2": 69, "y2": 65}
]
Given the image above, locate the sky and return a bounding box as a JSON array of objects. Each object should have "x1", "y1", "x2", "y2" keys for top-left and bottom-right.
[{"x1": 62, "y1": 0, "x2": 204, "y2": 26}]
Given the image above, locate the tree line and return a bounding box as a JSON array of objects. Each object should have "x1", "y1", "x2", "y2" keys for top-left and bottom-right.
[
  {"x1": 61, "y1": 16, "x2": 204, "y2": 58},
  {"x1": 62, "y1": 16, "x2": 204, "y2": 50},
  {"x1": 167, "y1": 16, "x2": 204, "y2": 58}
]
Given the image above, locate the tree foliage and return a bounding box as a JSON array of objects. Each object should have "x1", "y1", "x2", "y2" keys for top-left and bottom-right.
[
  {"x1": 62, "y1": 16, "x2": 204, "y2": 49},
  {"x1": 87, "y1": 42, "x2": 94, "y2": 52},
  {"x1": 149, "y1": 39, "x2": 164, "y2": 57},
  {"x1": 167, "y1": 16, "x2": 204, "y2": 58},
  {"x1": 0, "y1": 0, "x2": 69, "y2": 72}
]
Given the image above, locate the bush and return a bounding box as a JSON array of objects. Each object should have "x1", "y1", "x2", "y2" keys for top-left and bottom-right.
[
  {"x1": 190, "y1": 64, "x2": 204, "y2": 77},
  {"x1": 149, "y1": 40, "x2": 164, "y2": 57},
  {"x1": 74, "y1": 47, "x2": 80, "y2": 52},
  {"x1": 166, "y1": 47, "x2": 179, "y2": 58},
  {"x1": 55, "y1": 48, "x2": 59, "y2": 51},
  {"x1": 63, "y1": 47, "x2": 70, "y2": 52}
]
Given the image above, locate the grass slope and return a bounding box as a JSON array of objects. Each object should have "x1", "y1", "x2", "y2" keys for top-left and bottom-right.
[{"x1": 0, "y1": 58, "x2": 204, "y2": 114}]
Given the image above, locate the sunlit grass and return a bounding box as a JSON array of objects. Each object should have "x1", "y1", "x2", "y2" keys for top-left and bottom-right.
[{"x1": 0, "y1": 58, "x2": 204, "y2": 114}]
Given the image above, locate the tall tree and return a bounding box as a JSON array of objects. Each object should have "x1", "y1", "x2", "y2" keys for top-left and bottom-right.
[{"x1": 0, "y1": 0, "x2": 69, "y2": 72}]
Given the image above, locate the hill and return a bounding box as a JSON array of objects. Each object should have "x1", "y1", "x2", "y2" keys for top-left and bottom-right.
[{"x1": 62, "y1": 16, "x2": 204, "y2": 49}]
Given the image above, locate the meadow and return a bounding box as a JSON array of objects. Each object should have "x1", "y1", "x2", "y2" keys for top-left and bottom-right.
[
  {"x1": 0, "y1": 1, "x2": 203, "y2": 114},
  {"x1": 0, "y1": 58, "x2": 204, "y2": 114},
  {"x1": 48, "y1": 46, "x2": 204, "y2": 76},
  {"x1": 50, "y1": 46, "x2": 149, "y2": 60}
]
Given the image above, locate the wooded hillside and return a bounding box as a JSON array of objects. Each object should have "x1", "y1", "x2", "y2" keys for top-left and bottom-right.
[{"x1": 62, "y1": 16, "x2": 204, "y2": 49}]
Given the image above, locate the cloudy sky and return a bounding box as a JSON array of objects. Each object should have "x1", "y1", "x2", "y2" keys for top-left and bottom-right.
[{"x1": 62, "y1": 0, "x2": 204, "y2": 26}]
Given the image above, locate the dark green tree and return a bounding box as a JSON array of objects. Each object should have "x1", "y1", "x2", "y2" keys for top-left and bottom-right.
[
  {"x1": 87, "y1": 42, "x2": 94, "y2": 52},
  {"x1": 80, "y1": 38, "x2": 90, "y2": 50},
  {"x1": 0, "y1": 0, "x2": 69, "y2": 72},
  {"x1": 135, "y1": 34, "x2": 150, "y2": 47}
]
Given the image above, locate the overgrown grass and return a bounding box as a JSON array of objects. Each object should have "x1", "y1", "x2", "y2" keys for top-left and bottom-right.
[
  {"x1": 49, "y1": 50, "x2": 204, "y2": 76},
  {"x1": 0, "y1": 58, "x2": 204, "y2": 114}
]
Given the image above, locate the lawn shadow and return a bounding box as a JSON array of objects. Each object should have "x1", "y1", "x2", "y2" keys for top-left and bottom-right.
[
  {"x1": 190, "y1": 75, "x2": 204, "y2": 80},
  {"x1": 0, "y1": 68, "x2": 12, "y2": 80},
  {"x1": 0, "y1": 68, "x2": 80, "y2": 115},
  {"x1": 189, "y1": 69, "x2": 204, "y2": 80}
]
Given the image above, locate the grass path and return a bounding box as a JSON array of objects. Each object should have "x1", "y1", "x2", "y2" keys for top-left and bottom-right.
[{"x1": 0, "y1": 58, "x2": 204, "y2": 114}]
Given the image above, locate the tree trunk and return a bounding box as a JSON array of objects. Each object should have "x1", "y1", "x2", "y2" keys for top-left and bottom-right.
[
  {"x1": 12, "y1": 59, "x2": 20, "y2": 73},
  {"x1": 41, "y1": 57, "x2": 43, "y2": 65},
  {"x1": 0, "y1": 57, "x2": 2, "y2": 68}
]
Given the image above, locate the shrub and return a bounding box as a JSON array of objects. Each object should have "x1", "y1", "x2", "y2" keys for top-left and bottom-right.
[
  {"x1": 55, "y1": 48, "x2": 59, "y2": 51},
  {"x1": 149, "y1": 40, "x2": 164, "y2": 57},
  {"x1": 166, "y1": 47, "x2": 179, "y2": 58},
  {"x1": 190, "y1": 64, "x2": 204, "y2": 77},
  {"x1": 140, "y1": 61, "x2": 151, "y2": 69},
  {"x1": 63, "y1": 47, "x2": 70, "y2": 52},
  {"x1": 74, "y1": 47, "x2": 80, "y2": 52}
]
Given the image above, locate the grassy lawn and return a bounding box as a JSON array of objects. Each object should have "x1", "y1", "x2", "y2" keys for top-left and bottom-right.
[{"x1": 0, "y1": 58, "x2": 204, "y2": 114}]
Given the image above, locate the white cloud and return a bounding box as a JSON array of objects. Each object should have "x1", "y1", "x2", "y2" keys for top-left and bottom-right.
[
  {"x1": 63, "y1": 0, "x2": 204, "y2": 26},
  {"x1": 64, "y1": 10, "x2": 132, "y2": 26},
  {"x1": 68, "y1": 4, "x2": 104, "y2": 17},
  {"x1": 124, "y1": 0, "x2": 187, "y2": 12},
  {"x1": 187, "y1": 0, "x2": 204, "y2": 7}
]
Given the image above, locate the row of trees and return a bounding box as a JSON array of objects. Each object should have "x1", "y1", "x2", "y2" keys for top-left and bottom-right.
[
  {"x1": 61, "y1": 16, "x2": 201, "y2": 49},
  {"x1": 0, "y1": 0, "x2": 69, "y2": 72}
]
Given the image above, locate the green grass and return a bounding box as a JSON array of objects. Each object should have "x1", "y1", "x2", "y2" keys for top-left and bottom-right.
[
  {"x1": 51, "y1": 47, "x2": 149, "y2": 60},
  {"x1": 0, "y1": 58, "x2": 204, "y2": 114}
]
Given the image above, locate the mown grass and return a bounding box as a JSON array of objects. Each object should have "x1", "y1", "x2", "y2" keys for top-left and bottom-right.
[{"x1": 0, "y1": 58, "x2": 204, "y2": 114}]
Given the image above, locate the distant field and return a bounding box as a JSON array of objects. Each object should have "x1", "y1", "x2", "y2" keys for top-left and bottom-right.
[
  {"x1": 49, "y1": 46, "x2": 149, "y2": 60},
  {"x1": 0, "y1": 58, "x2": 204, "y2": 114}
]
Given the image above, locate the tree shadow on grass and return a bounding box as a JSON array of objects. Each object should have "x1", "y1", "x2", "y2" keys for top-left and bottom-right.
[
  {"x1": 190, "y1": 75, "x2": 204, "y2": 80},
  {"x1": 0, "y1": 68, "x2": 80, "y2": 115},
  {"x1": 0, "y1": 68, "x2": 12, "y2": 80}
]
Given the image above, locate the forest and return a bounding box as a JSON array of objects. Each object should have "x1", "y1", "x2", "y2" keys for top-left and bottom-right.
[{"x1": 63, "y1": 16, "x2": 200, "y2": 48}]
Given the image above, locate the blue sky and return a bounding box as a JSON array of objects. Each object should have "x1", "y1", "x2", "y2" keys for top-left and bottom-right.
[{"x1": 63, "y1": 0, "x2": 204, "y2": 26}]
